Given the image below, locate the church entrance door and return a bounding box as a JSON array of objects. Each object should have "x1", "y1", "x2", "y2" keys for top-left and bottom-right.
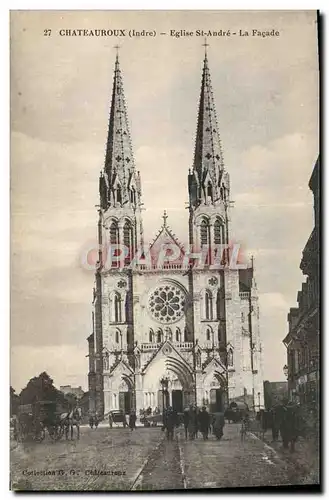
[
  {"x1": 209, "y1": 388, "x2": 224, "y2": 413},
  {"x1": 172, "y1": 390, "x2": 183, "y2": 413},
  {"x1": 119, "y1": 392, "x2": 132, "y2": 414}
]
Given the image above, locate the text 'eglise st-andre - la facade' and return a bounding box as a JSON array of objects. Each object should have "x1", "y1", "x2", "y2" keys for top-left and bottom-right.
[{"x1": 87, "y1": 49, "x2": 265, "y2": 417}]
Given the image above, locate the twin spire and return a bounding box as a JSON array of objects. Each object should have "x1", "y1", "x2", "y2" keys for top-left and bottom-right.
[
  {"x1": 100, "y1": 46, "x2": 225, "y2": 210},
  {"x1": 193, "y1": 52, "x2": 225, "y2": 192}
]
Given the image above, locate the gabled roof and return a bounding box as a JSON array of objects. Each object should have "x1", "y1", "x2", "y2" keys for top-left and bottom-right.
[
  {"x1": 148, "y1": 211, "x2": 185, "y2": 267},
  {"x1": 141, "y1": 340, "x2": 192, "y2": 375},
  {"x1": 202, "y1": 356, "x2": 226, "y2": 374},
  {"x1": 109, "y1": 358, "x2": 133, "y2": 376}
]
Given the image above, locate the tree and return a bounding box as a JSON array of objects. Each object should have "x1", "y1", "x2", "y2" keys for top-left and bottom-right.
[{"x1": 19, "y1": 372, "x2": 65, "y2": 406}]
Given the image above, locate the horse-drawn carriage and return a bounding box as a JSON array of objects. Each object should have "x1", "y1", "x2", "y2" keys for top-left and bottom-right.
[{"x1": 16, "y1": 401, "x2": 80, "y2": 442}]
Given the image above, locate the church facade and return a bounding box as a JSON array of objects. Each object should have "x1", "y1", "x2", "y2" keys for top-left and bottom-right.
[{"x1": 87, "y1": 50, "x2": 264, "y2": 417}]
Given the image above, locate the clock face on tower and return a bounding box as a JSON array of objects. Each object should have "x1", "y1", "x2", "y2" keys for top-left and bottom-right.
[{"x1": 148, "y1": 283, "x2": 185, "y2": 324}]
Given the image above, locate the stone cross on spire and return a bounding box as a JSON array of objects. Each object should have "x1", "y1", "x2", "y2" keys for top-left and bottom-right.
[{"x1": 162, "y1": 210, "x2": 168, "y2": 227}]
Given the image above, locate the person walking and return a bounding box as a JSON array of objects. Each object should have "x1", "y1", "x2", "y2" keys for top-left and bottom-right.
[
  {"x1": 89, "y1": 415, "x2": 94, "y2": 429},
  {"x1": 183, "y1": 407, "x2": 189, "y2": 440},
  {"x1": 187, "y1": 405, "x2": 198, "y2": 440},
  {"x1": 164, "y1": 406, "x2": 176, "y2": 441},
  {"x1": 198, "y1": 407, "x2": 210, "y2": 440},
  {"x1": 129, "y1": 410, "x2": 137, "y2": 432},
  {"x1": 108, "y1": 412, "x2": 113, "y2": 429},
  {"x1": 212, "y1": 411, "x2": 225, "y2": 441},
  {"x1": 94, "y1": 414, "x2": 99, "y2": 429},
  {"x1": 270, "y1": 403, "x2": 282, "y2": 442},
  {"x1": 280, "y1": 400, "x2": 300, "y2": 453}
]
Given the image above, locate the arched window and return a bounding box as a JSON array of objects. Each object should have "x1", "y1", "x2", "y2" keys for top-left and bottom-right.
[
  {"x1": 205, "y1": 290, "x2": 213, "y2": 320},
  {"x1": 207, "y1": 182, "x2": 213, "y2": 201},
  {"x1": 227, "y1": 348, "x2": 233, "y2": 367},
  {"x1": 156, "y1": 329, "x2": 162, "y2": 343},
  {"x1": 206, "y1": 328, "x2": 211, "y2": 341},
  {"x1": 130, "y1": 187, "x2": 136, "y2": 205},
  {"x1": 200, "y1": 219, "x2": 209, "y2": 245},
  {"x1": 149, "y1": 329, "x2": 154, "y2": 343},
  {"x1": 110, "y1": 221, "x2": 119, "y2": 269},
  {"x1": 115, "y1": 330, "x2": 119, "y2": 344},
  {"x1": 123, "y1": 220, "x2": 134, "y2": 264},
  {"x1": 175, "y1": 328, "x2": 181, "y2": 342},
  {"x1": 114, "y1": 293, "x2": 122, "y2": 323},
  {"x1": 214, "y1": 219, "x2": 222, "y2": 245},
  {"x1": 184, "y1": 327, "x2": 188, "y2": 342},
  {"x1": 116, "y1": 185, "x2": 122, "y2": 204},
  {"x1": 196, "y1": 351, "x2": 201, "y2": 368},
  {"x1": 216, "y1": 291, "x2": 221, "y2": 320}
]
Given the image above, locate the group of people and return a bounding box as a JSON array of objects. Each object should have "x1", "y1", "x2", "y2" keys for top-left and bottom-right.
[
  {"x1": 162, "y1": 405, "x2": 226, "y2": 442},
  {"x1": 257, "y1": 399, "x2": 304, "y2": 452}
]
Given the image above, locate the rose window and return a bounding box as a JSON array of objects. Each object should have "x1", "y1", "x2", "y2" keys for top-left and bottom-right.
[{"x1": 148, "y1": 285, "x2": 185, "y2": 324}]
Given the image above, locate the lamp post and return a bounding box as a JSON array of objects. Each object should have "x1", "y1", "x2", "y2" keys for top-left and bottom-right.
[{"x1": 160, "y1": 376, "x2": 169, "y2": 413}]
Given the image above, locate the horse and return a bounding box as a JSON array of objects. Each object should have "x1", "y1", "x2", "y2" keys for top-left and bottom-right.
[{"x1": 61, "y1": 407, "x2": 81, "y2": 440}]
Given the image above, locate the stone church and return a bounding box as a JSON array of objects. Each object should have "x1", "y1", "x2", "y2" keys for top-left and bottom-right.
[{"x1": 87, "y1": 49, "x2": 264, "y2": 417}]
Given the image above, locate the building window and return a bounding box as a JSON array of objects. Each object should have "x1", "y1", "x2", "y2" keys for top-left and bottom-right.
[
  {"x1": 149, "y1": 329, "x2": 154, "y2": 343},
  {"x1": 205, "y1": 290, "x2": 213, "y2": 320},
  {"x1": 115, "y1": 330, "x2": 120, "y2": 344},
  {"x1": 123, "y1": 220, "x2": 133, "y2": 264},
  {"x1": 175, "y1": 328, "x2": 181, "y2": 342},
  {"x1": 130, "y1": 187, "x2": 136, "y2": 205},
  {"x1": 156, "y1": 329, "x2": 162, "y2": 343},
  {"x1": 114, "y1": 293, "x2": 122, "y2": 323},
  {"x1": 214, "y1": 219, "x2": 222, "y2": 245},
  {"x1": 200, "y1": 219, "x2": 210, "y2": 245},
  {"x1": 207, "y1": 182, "x2": 213, "y2": 201},
  {"x1": 206, "y1": 328, "x2": 211, "y2": 341},
  {"x1": 116, "y1": 185, "x2": 122, "y2": 204}
]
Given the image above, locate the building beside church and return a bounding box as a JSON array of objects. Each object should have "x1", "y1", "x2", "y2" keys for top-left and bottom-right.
[
  {"x1": 87, "y1": 49, "x2": 264, "y2": 417},
  {"x1": 283, "y1": 157, "x2": 320, "y2": 412}
]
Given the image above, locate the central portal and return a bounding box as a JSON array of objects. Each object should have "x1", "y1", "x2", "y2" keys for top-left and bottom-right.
[{"x1": 172, "y1": 390, "x2": 183, "y2": 413}]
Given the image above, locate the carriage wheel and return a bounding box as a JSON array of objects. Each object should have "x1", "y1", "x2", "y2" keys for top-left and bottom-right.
[{"x1": 48, "y1": 425, "x2": 61, "y2": 441}]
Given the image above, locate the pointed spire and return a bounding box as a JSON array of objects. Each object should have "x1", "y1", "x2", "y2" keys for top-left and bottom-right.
[
  {"x1": 193, "y1": 46, "x2": 224, "y2": 197},
  {"x1": 103, "y1": 50, "x2": 136, "y2": 206}
]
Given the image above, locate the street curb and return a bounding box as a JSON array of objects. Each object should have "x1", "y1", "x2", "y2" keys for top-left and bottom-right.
[{"x1": 130, "y1": 433, "x2": 166, "y2": 490}]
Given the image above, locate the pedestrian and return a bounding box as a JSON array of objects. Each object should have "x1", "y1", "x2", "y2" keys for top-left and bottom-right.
[
  {"x1": 108, "y1": 412, "x2": 113, "y2": 429},
  {"x1": 187, "y1": 405, "x2": 198, "y2": 440},
  {"x1": 280, "y1": 400, "x2": 300, "y2": 453},
  {"x1": 270, "y1": 404, "x2": 282, "y2": 442},
  {"x1": 183, "y1": 407, "x2": 189, "y2": 440},
  {"x1": 198, "y1": 406, "x2": 210, "y2": 440},
  {"x1": 129, "y1": 410, "x2": 137, "y2": 431},
  {"x1": 89, "y1": 415, "x2": 94, "y2": 429},
  {"x1": 94, "y1": 414, "x2": 99, "y2": 429},
  {"x1": 212, "y1": 411, "x2": 225, "y2": 441},
  {"x1": 164, "y1": 406, "x2": 176, "y2": 441}
]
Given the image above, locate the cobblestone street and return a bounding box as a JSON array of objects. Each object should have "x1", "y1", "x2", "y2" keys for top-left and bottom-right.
[{"x1": 10, "y1": 423, "x2": 319, "y2": 491}]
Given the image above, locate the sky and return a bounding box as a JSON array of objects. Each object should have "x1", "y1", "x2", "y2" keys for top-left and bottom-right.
[{"x1": 10, "y1": 10, "x2": 319, "y2": 392}]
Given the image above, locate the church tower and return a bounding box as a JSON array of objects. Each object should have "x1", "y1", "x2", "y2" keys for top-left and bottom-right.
[
  {"x1": 88, "y1": 53, "x2": 144, "y2": 417},
  {"x1": 188, "y1": 49, "x2": 230, "y2": 262}
]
